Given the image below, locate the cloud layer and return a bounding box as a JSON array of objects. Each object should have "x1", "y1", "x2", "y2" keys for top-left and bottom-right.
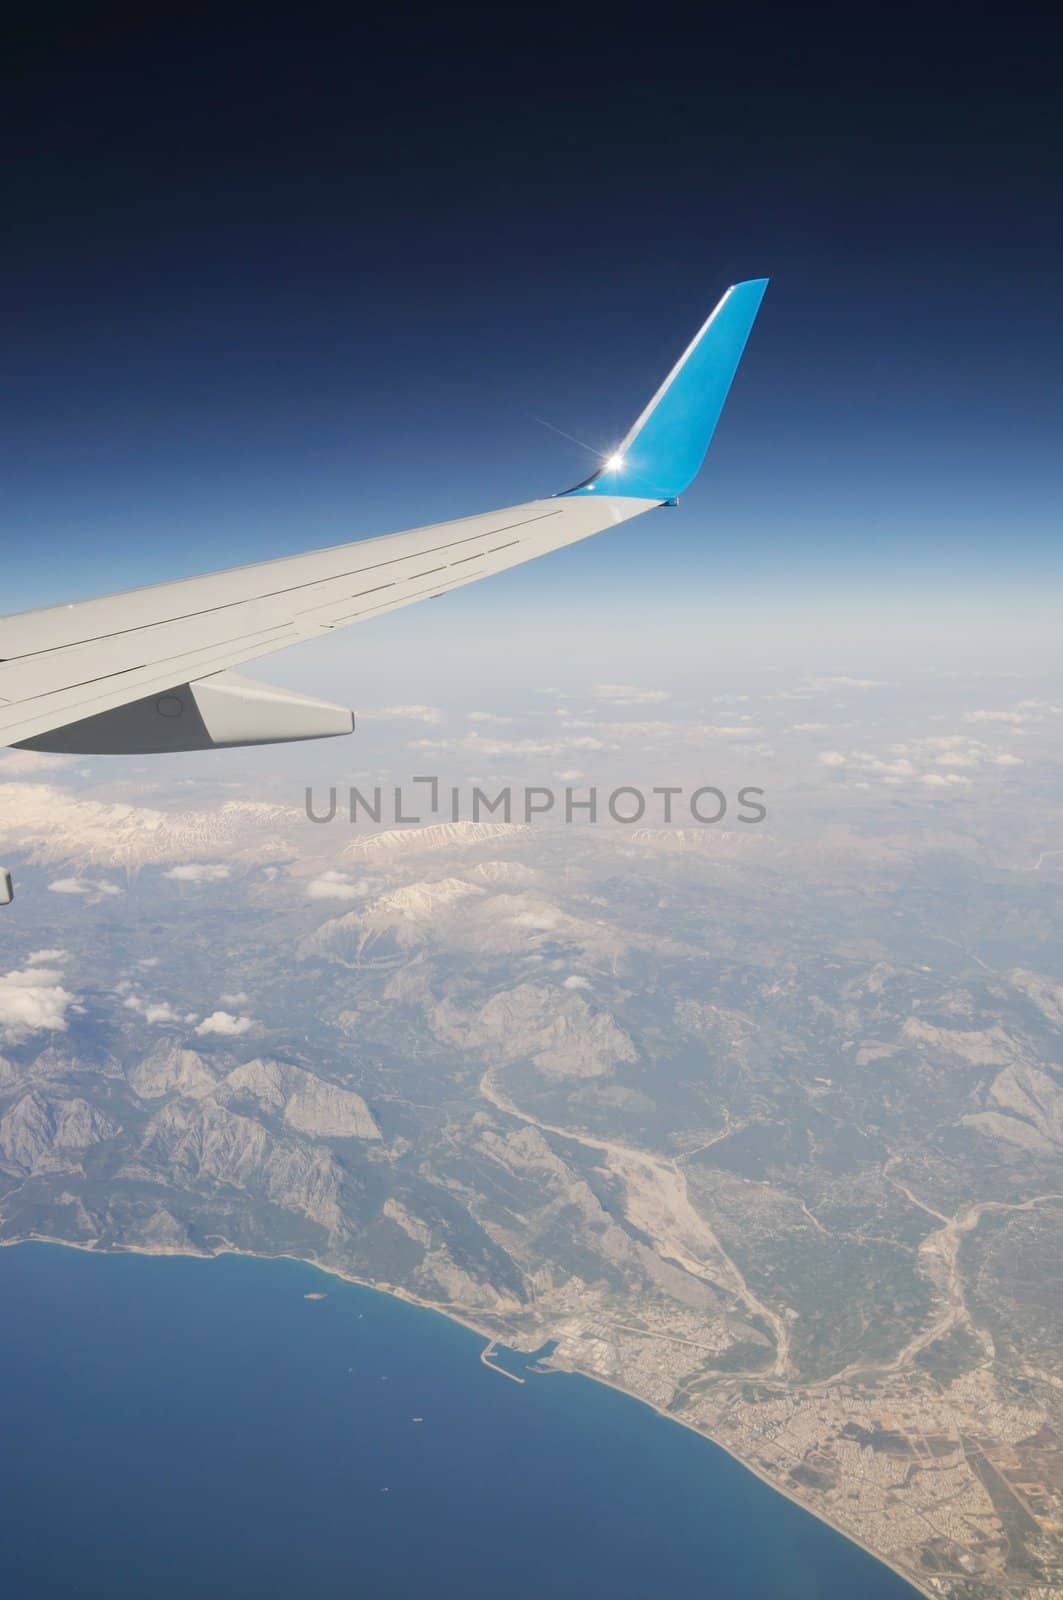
[{"x1": 0, "y1": 954, "x2": 74, "y2": 1042}]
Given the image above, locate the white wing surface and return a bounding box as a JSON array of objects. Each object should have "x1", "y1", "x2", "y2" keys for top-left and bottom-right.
[{"x1": 1, "y1": 280, "x2": 767, "y2": 755}]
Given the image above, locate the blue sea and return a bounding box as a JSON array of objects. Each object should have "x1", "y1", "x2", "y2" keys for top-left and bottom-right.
[{"x1": 0, "y1": 1244, "x2": 918, "y2": 1599}]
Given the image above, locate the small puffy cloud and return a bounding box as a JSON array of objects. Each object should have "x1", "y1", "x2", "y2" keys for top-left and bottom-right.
[
  {"x1": 563, "y1": 975, "x2": 591, "y2": 990},
  {"x1": 48, "y1": 877, "x2": 122, "y2": 897},
  {"x1": 511, "y1": 909, "x2": 560, "y2": 930},
  {"x1": 868, "y1": 767, "x2": 918, "y2": 784},
  {"x1": 555, "y1": 769, "x2": 585, "y2": 782},
  {"x1": 306, "y1": 870, "x2": 370, "y2": 901},
  {"x1": 359, "y1": 705, "x2": 444, "y2": 724},
  {"x1": 921, "y1": 773, "x2": 971, "y2": 788},
  {"x1": 591, "y1": 683, "x2": 670, "y2": 706},
  {"x1": 123, "y1": 994, "x2": 181, "y2": 1025},
  {"x1": 787, "y1": 722, "x2": 832, "y2": 733},
  {"x1": 0, "y1": 962, "x2": 75, "y2": 1042},
  {"x1": 27, "y1": 948, "x2": 67, "y2": 966},
  {"x1": 164, "y1": 863, "x2": 231, "y2": 883},
  {"x1": 895, "y1": 734, "x2": 1028, "y2": 777},
  {"x1": 142, "y1": 1003, "x2": 180, "y2": 1024},
  {"x1": 467, "y1": 712, "x2": 514, "y2": 725},
  {"x1": 195, "y1": 1010, "x2": 255, "y2": 1037},
  {"x1": 553, "y1": 736, "x2": 615, "y2": 752},
  {"x1": 817, "y1": 747, "x2": 953, "y2": 782},
  {"x1": 932, "y1": 750, "x2": 980, "y2": 768},
  {"x1": 220, "y1": 991, "x2": 248, "y2": 1005}
]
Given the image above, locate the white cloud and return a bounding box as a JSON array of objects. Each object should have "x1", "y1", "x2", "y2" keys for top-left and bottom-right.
[
  {"x1": 591, "y1": 683, "x2": 670, "y2": 706},
  {"x1": 359, "y1": 705, "x2": 444, "y2": 724},
  {"x1": 816, "y1": 743, "x2": 989, "y2": 785},
  {"x1": 412, "y1": 732, "x2": 617, "y2": 759},
  {"x1": 554, "y1": 736, "x2": 615, "y2": 752},
  {"x1": 963, "y1": 703, "x2": 1060, "y2": 727},
  {"x1": 0, "y1": 750, "x2": 76, "y2": 778},
  {"x1": 164, "y1": 863, "x2": 231, "y2": 883},
  {"x1": 511, "y1": 909, "x2": 560, "y2": 930},
  {"x1": 123, "y1": 995, "x2": 180, "y2": 1025},
  {"x1": 555, "y1": 769, "x2": 586, "y2": 782},
  {"x1": 48, "y1": 876, "x2": 122, "y2": 897},
  {"x1": 220, "y1": 991, "x2": 249, "y2": 1005},
  {"x1": 805, "y1": 676, "x2": 886, "y2": 690},
  {"x1": 0, "y1": 962, "x2": 75, "y2": 1042},
  {"x1": 195, "y1": 1010, "x2": 255, "y2": 1037},
  {"x1": 932, "y1": 751, "x2": 980, "y2": 768},
  {"x1": 963, "y1": 709, "x2": 1026, "y2": 725},
  {"x1": 563, "y1": 975, "x2": 591, "y2": 990},
  {"x1": 558, "y1": 718, "x2": 761, "y2": 743},
  {"x1": 306, "y1": 870, "x2": 370, "y2": 901},
  {"x1": 27, "y1": 948, "x2": 67, "y2": 966},
  {"x1": 467, "y1": 712, "x2": 514, "y2": 725},
  {"x1": 893, "y1": 734, "x2": 1030, "y2": 776},
  {"x1": 787, "y1": 722, "x2": 832, "y2": 733},
  {"x1": 858, "y1": 758, "x2": 916, "y2": 778}
]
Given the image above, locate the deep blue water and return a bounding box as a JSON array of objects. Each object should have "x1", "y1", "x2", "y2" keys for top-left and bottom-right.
[{"x1": 0, "y1": 1245, "x2": 919, "y2": 1600}]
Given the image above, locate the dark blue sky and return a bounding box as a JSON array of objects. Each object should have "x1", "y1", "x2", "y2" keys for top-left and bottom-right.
[{"x1": 3, "y1": 7, "x2": 1060, "y2": 621}]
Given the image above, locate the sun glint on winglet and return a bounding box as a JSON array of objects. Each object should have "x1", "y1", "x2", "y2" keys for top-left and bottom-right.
[{"x1": 562, "y1": 278, "x2": 768, "y2": 503}]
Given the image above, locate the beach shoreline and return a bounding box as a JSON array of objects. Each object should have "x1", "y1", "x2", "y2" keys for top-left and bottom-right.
[{"x1": 1, "y1": 1231, "x2": 929, "y2": 1598}]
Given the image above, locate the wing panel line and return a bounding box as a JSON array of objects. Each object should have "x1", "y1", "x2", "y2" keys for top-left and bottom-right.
[{"x1": 0, "y1": 510, "x2": 564, "y2": 663}]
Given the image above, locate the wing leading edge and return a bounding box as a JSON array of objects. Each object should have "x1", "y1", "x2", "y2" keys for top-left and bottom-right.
[{"x1": 1, "y1": 279, "x2": 767, "y2": 754}]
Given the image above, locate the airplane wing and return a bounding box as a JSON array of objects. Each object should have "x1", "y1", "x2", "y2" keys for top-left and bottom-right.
[{"x1": 1, "y1": 279, "x2": 767, "y2": 756}]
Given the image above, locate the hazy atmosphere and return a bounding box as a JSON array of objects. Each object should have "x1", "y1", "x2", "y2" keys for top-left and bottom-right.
[{"x1": 2, "y1": 9, "x2": 1061, "y2": 1600}]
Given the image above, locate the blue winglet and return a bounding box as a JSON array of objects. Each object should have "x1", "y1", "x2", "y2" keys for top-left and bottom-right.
[{"x1": 562, "y1": 278, "x2": 768, "y2": 502}]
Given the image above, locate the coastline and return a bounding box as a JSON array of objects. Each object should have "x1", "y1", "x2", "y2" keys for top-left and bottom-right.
[{"x1": 1, "y1": 1231, "x2": 929, "y2": 1599}]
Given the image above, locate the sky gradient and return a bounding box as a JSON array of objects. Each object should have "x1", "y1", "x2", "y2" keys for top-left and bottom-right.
[{"x1": 4, "y1": 10, "x2": 1060, "y2": 650}]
